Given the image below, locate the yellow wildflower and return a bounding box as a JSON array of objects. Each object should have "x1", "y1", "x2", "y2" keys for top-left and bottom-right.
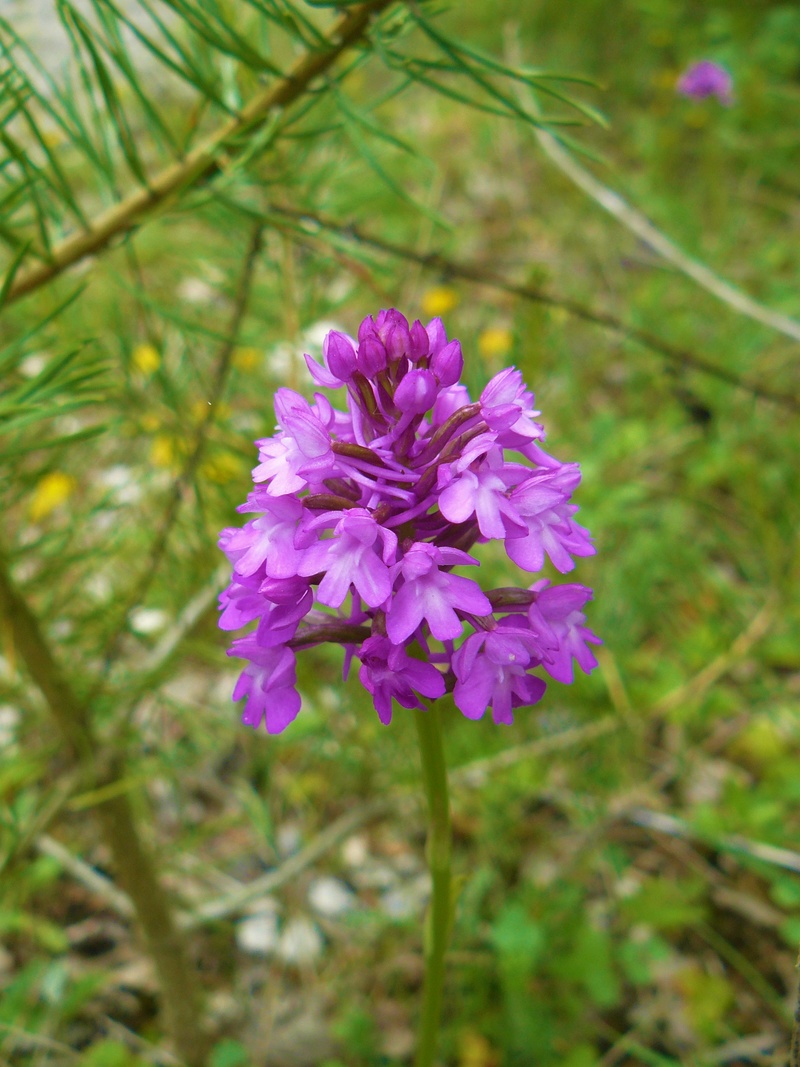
[
  {"x1": 29, "y1": 472, "x2": 77, "y2": 522},
  {"x1": 132, "y1": 343, "x2": 160, "y2": 376},
  {"x1": 233, "y1": 346, "x2": 261, "y2": 372},
  {"x1": 458, "y1": 1030, "x2": 498, "y2": 1067},
  {"x1": 478, "y1": 327, "x2": 513, "y2": 361},
  {"x1": 140, "y1": 413, "x2": 161, "y2": 433},
  {"x1": 150, "y1": 435, "x2": 178, "y2": 469},
  {"x1": 421, "y1": 286, "x2": 459, "y2": 319},
  {"x1": 200, "y1": 452, "x2": 242, "y2": 484}
]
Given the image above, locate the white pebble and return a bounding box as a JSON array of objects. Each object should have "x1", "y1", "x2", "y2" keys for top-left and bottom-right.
[
  {"x1": 341, "y1": 834, "x2": 368, "y2": 868},
  {"x1": 277, "y1": 917, "x2": 323, "y2": 965},
  {"x1": 0, "y1": 705, "x2": 19, "y2": 748},
  {"x1": 236, "y1": 910, "x2": 279, "y2": 957},
  {"x1": 276, "y1": 823, "x2": 302, "y2": 858},
  {"x1": 307, "y1": 876, "x2": 357, "y2": 918},
  {"x1": 129, "y1": 607, "x2": 169, "y2": 635}
]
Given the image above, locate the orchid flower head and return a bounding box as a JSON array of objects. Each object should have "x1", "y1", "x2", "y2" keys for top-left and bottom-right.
[{"x1": 219, "y1": 310, "x2": 600, "y2": 731}]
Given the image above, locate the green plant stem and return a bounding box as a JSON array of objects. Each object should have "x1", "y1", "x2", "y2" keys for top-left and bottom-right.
[
  {"x1": 0, "y1": 553, "x2": 209, "y2": 1067},
  {"x1": 414, "y1": 703, "x2": 453, "y2": 1067}
]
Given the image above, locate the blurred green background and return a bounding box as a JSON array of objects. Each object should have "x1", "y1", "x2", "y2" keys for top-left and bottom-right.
[{"x1": 1, "y1": 0, "x2": 799, "y2": 1064}]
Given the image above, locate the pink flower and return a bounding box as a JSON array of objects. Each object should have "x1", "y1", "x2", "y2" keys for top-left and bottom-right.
[
  {"x1": 219, "y1": 310, "x2": 599, "y2": 732},
  {"x1": 358, "y1": 636, "x2": 445, "y2": 725},
  {"x1": 677, "y1": 61, "x2": 733, "y2": 105}
]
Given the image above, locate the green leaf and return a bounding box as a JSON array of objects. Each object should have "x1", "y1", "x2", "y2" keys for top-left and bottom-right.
[
  {"x1": 210, "y1": 1040, "x2": 250, "y2": 1067},
  {"x1": 620, "y1": 877, "x2": 708, "y2": 930},
  {"x1": 58, "y1": 1, "x2": 148, "y2": 185},
  {"x1": 490, "y1": 902, "x2": 546, "y2": 971},
  {"x1": 79, "y1": 1040, "x2": 145, "y2": 1067},
  {"x1": 0, "y1": 909, "x2": 69, "y2": 953}
]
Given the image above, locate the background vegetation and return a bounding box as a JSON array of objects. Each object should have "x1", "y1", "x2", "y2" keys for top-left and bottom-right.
[{"x1": 1, "y1": 1, "x2": 799, "y2": 1065}]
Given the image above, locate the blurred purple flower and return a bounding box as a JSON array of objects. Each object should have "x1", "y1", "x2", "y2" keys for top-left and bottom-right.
[
  {"x1": 677, "y1": 61, "x2": 733, "y2": 105},
  {"x1": 219, "y1": 309, "x2": 600, "y2": 732}
]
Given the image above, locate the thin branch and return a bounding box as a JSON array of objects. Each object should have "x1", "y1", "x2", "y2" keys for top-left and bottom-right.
[
  {"x1": 652, "y1": 592, "x2": 778, "y2": 715},
  {"x1": 450, "y1": 715, "x2": 619, "y2": 787},
  {"x1": 0, "y1": 551, "x2": 209, "y2": 1067},
  {"x1": 136, "y1": 563, "x2": 230, "y2": 678},
  {"x1": 264, "y1": 203, "x2": 800, "y2": 412},
  {"x1": 2, "y1": 0, "x2": 395, "y2": 308},
  {"x1": 502, "y1": 30, "x2": 800, "y2": 346},
  {"x1": 184, "y1": 797, "x2": 396, "y2": 928},
  {"x1": 627, "y1": 807, "x2": 800, "y2": 876},
  {"x1": 531, "y1": 124, "x2": 800, "y2": 344},
  {"x1": 36, "y1": 833, "x2": 135, "y2": 918},
  {"x1": 133, "y1": 225, "x2": 262, "y2": 594},
  {"x1": 100, "y1": 1018, "x2": 184, "y2": 1067},
  {"x1": 0, "y1": 1024, "x2": 78, "y2": 1062}
]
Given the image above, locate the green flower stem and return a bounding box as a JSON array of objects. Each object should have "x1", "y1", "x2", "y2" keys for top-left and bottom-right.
[{"x1": 414, "y1": 703, "x2": 453, "y2": 1067}]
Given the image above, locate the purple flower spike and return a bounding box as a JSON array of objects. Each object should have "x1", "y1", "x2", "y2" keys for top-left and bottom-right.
[
  {"x1": 218, "y1": 309, "x2": 599, "y2": 732},
  {"x1": 677, "y1": 61, "x2": 733, "y2": 105}
]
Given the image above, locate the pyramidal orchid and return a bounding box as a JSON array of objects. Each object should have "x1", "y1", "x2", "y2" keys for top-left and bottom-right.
[
  {"x1": 218, "y1": 309, "x2": 600, "y2": 1067},
  {"x1": 219, "y1": 309, "x2": 600, "y2": 733}
]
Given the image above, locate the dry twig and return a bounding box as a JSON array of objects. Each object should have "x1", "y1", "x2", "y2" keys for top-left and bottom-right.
[{"x1": 266, "y1": 204, "x2": 799, "y2": 412}]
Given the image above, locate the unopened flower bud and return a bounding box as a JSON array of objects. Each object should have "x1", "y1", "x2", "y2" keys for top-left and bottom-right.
[
  {"x1": 431, "y1": 338, "x2": 463, "y2": 386},
  {"x1": 358, "y1": 315, "x2": 377, "y2": 343},
  {"x1": 325, "y1": 331, "x2": 357, "y2": 381},
  {"x1": 358, "y1": 335, "x2": 388, "y2": 377},
  {"x1": 409, "y1": 319, "x2": 429, "y2": 361},
  {"x1": 426, "y1": 317, "x2": 448, "y2": 354},
  {"x1": 385, "y1": 320, "x2": 411, "y2": 361},
  {"x1": 394, "y1": 368, "x2": 438, "y2": 414}
]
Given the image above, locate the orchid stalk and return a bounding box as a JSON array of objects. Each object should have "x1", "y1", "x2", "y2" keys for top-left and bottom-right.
[{"x1": 218, "y1": 309, "x2": 600, "y2": 1062}]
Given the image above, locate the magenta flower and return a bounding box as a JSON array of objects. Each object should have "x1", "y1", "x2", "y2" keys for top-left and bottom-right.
[
  {"x1": 676, "y1": 61, "x2": 733, "y2": 105},
  {"x1": 228, "y1": 639, "x2": 302, "y2": 734},
  {"x1": 385, "y1": 543, "x2": 492, "y2": 644},
  {"x1": 528, "y1": 580, "x2": 602, "y2": 684},
  {"x1": 358, "y1": 636, "x2": 446, "y2": 724},
  {"x1": 453, "y1": 626, "x2": 547, "y2": 725},
  {"x1": 218, "y1": 309, "x2": 600, "y2": 731}
]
